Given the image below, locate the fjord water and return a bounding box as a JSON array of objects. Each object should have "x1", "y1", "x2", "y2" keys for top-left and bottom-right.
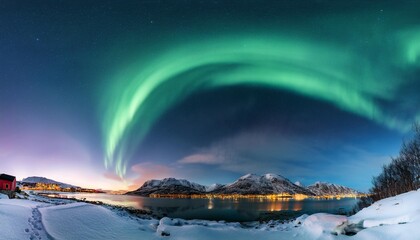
[{"x1": 60, "y1": 193, "x2": 357, "y2": 222}]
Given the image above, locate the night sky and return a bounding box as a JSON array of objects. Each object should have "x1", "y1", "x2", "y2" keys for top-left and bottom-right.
[{"x1": 1, "y1": 1, "x2": 419, "y2": 191}]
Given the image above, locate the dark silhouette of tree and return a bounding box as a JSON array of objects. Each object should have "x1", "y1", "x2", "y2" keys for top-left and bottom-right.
[{"x1": 370, "y1": 123, "x2": 420, "y2": 201}]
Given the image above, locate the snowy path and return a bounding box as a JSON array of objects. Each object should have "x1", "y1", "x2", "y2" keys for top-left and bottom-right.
[{"x1": 27, "y1": 206, "x2": 50, "y2": 240}]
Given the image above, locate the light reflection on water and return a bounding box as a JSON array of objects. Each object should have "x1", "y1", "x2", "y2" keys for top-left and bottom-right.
[
  {"x1": 58, "y1": 193, "x2": 357, "y2": 222},
  {"x1": 207, "y1": 198, "x2": 214, "y2": 209}
]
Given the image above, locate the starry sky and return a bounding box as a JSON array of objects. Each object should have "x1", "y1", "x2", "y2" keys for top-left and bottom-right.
[{"x1": 1, "y1": 1, "x2": 419, "y2": 191}]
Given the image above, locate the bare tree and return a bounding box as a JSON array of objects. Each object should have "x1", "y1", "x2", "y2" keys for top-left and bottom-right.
[{"x1": 370, "y1": 123, "x2": 420, "y2": 201}]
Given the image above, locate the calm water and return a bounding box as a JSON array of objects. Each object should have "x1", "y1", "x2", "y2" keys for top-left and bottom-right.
[{"x1": 59, "y1": 193, "x2": 357, "y2": 222}]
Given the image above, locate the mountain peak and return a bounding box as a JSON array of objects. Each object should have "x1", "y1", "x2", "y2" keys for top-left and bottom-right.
[
  {"x1": 264, "y1": 173, "x2": 286, "y2": 180},
  {"x1": 294, "y1": 181, "x2": 304, "y2": 187},
  {"x1": 239, "y1": 173, "x2": 260, "y2": 180}
]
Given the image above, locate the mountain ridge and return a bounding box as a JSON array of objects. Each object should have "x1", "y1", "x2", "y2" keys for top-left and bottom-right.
[{"x1": 127, "y1": 173, "x2": 362, "y2": 197}]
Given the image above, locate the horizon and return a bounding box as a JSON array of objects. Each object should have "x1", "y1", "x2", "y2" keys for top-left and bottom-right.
[
  {"x1": 2, "y1": 1, "x2": 420, "y2": 193},
  {"x1": 10, "y1": 171, "x2": 391, "y2": 193}
]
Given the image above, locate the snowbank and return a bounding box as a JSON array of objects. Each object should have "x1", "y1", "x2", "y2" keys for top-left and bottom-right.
[
  {"x1": 156, "y1": 217, "x2": 295, "y2": 240},
  {"x1": 349, "y1": 189, "x2": 420, "y2": 228},
  {"x1": 0, "y1": 193, "x2": 8, "y2": 199},
  {"x1": 340, "y1": 189, "x2": 420, "y2": 240},
  {"x1": 301, "y1": 213, "x2": 347, "y2": 236},
  {"x1": 0, "y1": 199, "x2": 42, "y2": 240},
  {"x1": 0, "y1": 201, "x2": 31, "y2": 240},
  {"x1": 39, "y1": 202, "x2": 159, "y2": 240}
]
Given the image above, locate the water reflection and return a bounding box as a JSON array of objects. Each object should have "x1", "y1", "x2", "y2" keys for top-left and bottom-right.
[
  {"x1": 58, "y1": 193, "x2": 357, "y2": 222},
  {"x1": 207, "y1": 199, "x2": 214, "y2": 210},
  {"x1": 293, "y1": 201, "x2": 303, "y2": 211}
]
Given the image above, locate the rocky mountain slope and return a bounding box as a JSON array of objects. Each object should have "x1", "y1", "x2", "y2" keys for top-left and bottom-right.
[
  {"x1": 126, "y1": 178, "x2": 207, "y2": 196},
  {"x1": 307, "y1": 181, "x2": 360, "y2": 196}
]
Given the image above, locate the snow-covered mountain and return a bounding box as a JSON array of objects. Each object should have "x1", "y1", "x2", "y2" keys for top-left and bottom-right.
[
  {"x1": 127, "y1": 178, "x2": 207, "y2": 196},
  {"x1": 128, "y1": 174, "x2": 362, "y2": 197},
  {"x1": 307, "y1": 182, "x2": 360, "y2": 196},
  {"x1": 205, "y1": 183, "x2": 224, "y2": 192},
  {"x1": 212, "y1": 173, "x2": 314, "y2": 195},
  {"x1": 20, "y1": 176, "x2": 78, "y2": 189}
]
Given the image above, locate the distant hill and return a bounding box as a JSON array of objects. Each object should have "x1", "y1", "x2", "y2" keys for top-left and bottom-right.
[
  {"x1": 307, "y1": 181, "x2": 361, "y2": 196},
  {"x1": 20, "y1": 176, "x2": 79, "y2": 189}
]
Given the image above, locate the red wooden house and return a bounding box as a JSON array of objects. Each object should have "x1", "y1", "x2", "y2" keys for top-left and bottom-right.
[{"x1": 0, "y1": 174, "x2": 16, "y2": 191}]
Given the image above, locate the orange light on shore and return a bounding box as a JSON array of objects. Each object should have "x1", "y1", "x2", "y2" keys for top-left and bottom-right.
[{"x1": 148, "y1": 193, "x2": 367, "y2": 200}]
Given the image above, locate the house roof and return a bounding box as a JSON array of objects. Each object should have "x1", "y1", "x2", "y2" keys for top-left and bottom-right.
[{"x1": 0, "y1": 174, "x2": 16, "y2": 182}]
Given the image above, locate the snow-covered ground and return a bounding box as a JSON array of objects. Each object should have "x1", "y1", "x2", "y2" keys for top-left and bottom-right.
[
  {"x1": 0, "y1": 190, "x2": 419, "y2": 240},
  {"x1": 0, "y1": 193, "x2": 9, "y2": 199}
]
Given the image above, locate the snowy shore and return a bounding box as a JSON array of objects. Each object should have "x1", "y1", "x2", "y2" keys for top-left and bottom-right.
[{"x1": 0, "y1": 189, "x2": 419, "y2": 240}]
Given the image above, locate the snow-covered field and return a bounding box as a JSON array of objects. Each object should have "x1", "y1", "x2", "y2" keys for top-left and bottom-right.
[{"x1": 0, "y1": 189, "x2": 419, "y2": 240}]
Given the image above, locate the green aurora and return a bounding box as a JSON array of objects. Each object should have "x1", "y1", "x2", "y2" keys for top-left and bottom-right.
[{"x1": 102, "y1": 30, "x2": 420, "y2": 178}]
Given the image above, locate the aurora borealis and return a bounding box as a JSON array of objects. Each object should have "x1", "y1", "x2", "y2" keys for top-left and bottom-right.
[
  {"x1": 1, "y1": 1, "x2": 420, "y2": 190},
  {"x1": 103, "y1": 35, "x2": 419, "y2": 178}
]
